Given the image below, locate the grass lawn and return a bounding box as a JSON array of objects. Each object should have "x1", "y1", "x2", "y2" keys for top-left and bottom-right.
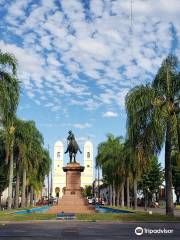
[
  {"x1": 77, "y1": 212, "x2": 180, "y2": 222},
  {"x1": 104, "y1": 204, "x2": 180, "y2": 213},
  {"x1": 0, "y1": 209, "x2": 180, "y2": 222},
  {"x1": 0, "y1": 211, "x2": 56, "y2": 221}
]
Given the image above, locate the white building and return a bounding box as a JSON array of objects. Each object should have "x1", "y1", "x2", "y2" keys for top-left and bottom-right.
[{"x1": 52, "y1": 140, "x2": 94, "y2": 198}]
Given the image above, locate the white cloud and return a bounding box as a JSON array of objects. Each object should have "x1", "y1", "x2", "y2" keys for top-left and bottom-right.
[
  {"x1": 103, "y1": 111, "x2": 118, "y2": 118},
  {"x1": 90, "y1": 0, "x2": 104, "y2": 18},
  {"x1": 0, "y1": 0, "x2": 179, "y2": 113},
  {"x1": 76, "y1": 38, "x2": 111, "y2": 58}
]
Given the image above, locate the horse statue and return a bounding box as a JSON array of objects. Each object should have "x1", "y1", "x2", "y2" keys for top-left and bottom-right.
[{"x1": 65, "y1": 130, "x2": 82, "y2": 163}]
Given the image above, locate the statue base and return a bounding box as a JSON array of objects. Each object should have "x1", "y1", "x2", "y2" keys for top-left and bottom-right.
[{"x1": 48, "y1": 162, "x2": 95, "y2": 213}]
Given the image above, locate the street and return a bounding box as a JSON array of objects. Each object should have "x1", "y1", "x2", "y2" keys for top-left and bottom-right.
[{"x1": 0, "y1": 221, "x2": 180, "y2": 240}]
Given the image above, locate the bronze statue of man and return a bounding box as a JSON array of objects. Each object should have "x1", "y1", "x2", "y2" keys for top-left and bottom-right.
[{"x1": 65, "y1": 130, "x2": 82, "y2": 163}]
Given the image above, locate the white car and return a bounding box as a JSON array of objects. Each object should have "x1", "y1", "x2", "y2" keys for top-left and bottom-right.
[{"x1": 87, "y1": 197, "x2": 93, "y2": 204}]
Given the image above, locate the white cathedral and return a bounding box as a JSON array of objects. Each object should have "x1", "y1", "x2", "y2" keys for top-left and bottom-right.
[{"x1": 52, "y1": 140, "x2": 94, "y2": 198}]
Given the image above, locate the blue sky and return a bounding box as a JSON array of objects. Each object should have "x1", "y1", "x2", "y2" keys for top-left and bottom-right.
[{"x1": 0, "y1": 0, "x2": 180, "y2": 170}]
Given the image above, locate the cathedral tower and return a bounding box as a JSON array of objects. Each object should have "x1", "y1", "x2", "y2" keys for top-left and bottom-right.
[
  {"x1": 81, "y1": 140, "x2": 94, "y2": 187},
  {"x1": 52, "y1": 139, "x2": 94, "y2": 198},
  {"x1": 52, "y1": 141, "x2": 65, "y2": 198}
]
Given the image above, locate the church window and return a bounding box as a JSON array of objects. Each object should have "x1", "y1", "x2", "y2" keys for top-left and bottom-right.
[
  {"x1": 87, "y1": 164, "x2": 90, "y2": 168},
  {"x1": 87, "y1": 152, "x2": 90, "y2": 158},
  {"x1": 57, "y1": 152, "x2": 61, "y2": 159},
  {"x1": 55, "y1": 187, "x2": 60, "y2": 198}
]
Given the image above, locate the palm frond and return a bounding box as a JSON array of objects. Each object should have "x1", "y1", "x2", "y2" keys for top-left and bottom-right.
[{"x1": 0, "y1": 51, "x2": 17, "y2": 75}]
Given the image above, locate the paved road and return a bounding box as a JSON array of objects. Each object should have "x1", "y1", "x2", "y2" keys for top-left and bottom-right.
[{"x1": 0, "y1": 221, "x2": 180, "y2": 240}]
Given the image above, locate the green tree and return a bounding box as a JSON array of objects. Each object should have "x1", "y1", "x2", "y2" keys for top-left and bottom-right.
[
  {"x1": 172, "y1": 153, "x2": 180, "y2": 204},
  {"x1": 0, "y1": 50, "x2": 20, "y2": 209},
  {"x1": 13, "y1": 119, "x2": 32, "y2": 208},
  {"x1": 29, "y1": 148, "x2": 51, "y2": 206},
  {"x1": 13, "y1": 117, "x2": 52, "y2": 208},
  {"x1": 0, "y1": 132, "x2": 8, "y2": 209},
  {"x1": 126, "y1": 55, "x2": 180, "y2": 216},
  {"x1": 13, "y1": 119, "x2": 48, "y2": 208},
  {"x1": 84, "y1": 185, "x2": 92, "y2": 197},
  {"x1": 123, "y1": 140, "x2": 136, "y2": 208},
  {"x1": 138, "y1": 156, "x2": 164, "y2": 209},
  {"x1": 21, "y1": 121, "x2": 44, "y2": 207},
  {"x1": 171, "y1": 112, "x2": 180, "y2": 205},
  {"x1": 96, "y1": 134, "x2": 125, "y2": 206}
]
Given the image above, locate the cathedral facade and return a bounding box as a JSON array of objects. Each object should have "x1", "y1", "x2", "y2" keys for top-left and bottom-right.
[{"x1": 52, "y1": 140, "x2": 94, "y2": 198}]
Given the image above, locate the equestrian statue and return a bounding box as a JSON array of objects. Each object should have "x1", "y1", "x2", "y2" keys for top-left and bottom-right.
[{"x1": 65, "y1": 130, "x2": 82, "y2": 163}]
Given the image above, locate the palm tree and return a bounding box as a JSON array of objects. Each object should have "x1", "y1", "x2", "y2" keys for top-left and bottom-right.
[
  {"x1": 0, "y1": 50, "x2": 20, "y2": 209},
  {"x1": 13, "y1": 117, "x2": 51, "y2": 208},
  {"x1": 96, "y1": 134, "x2": 124, "y2": 206},
  {"x1": 13, "y1": 119, "x2": 45, "y2": 208},
  {"x1": 96, "y1": 139, "x2": 114, "y2": 205},
  {"x1": 126, "y1": 55, "x2": 180, "y2": 216},
  {"x1": 27, "y1": 148, "x2": 51, "y2": 207},
  {"x1": 123, "y1": 140, "x2": 134, "y2": 208},
  {"x1": 0, "y1": 131, "x2": 8, "y2": 209},
  {"x1": 171, "y1": 121, "x2": 180, "y2": 205},
  {"x1": 21, "y1": 121, "x2": 44, "y2": 207},
  {"x1": 14, "y1": 119, "x2": 30, "y2": 208}
]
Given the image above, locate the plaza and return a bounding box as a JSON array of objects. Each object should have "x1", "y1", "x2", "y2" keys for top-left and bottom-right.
[{"x1": 0, "y1": 0, "x2": 180, "y2": 239}]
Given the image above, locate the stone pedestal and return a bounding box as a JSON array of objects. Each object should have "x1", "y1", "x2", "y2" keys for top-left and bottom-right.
[{"x1": 48, "y1": 163, "x2": 95, "y2": 213}]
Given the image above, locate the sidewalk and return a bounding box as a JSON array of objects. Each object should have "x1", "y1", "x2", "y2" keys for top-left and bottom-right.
[{"x1": 136, "y1": 207, "x2": 180, "y2": 217}]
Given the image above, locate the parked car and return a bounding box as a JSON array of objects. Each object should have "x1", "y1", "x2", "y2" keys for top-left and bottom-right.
[
  {"x1": 96, "y1": 198, "x2": 105, "y2": 205},
  {"x1": 35, "y1": 199, "x2": 48, "y2": 206},
  {"x1": 87, "y1": 197, "x2": 93, "y2": 204},
  {"x1": 50, "y1": 197, "x2": 58, "y2": 205}
]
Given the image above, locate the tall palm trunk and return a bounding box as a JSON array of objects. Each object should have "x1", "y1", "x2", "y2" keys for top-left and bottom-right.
[
  {"x1": 177, "y1": 115, "x2": 180, "y2": 152},
  {"x1": 26, "y1": 186, "x2": 30, "y2": 207},
  {"x1": 0, "y1": 192, "x2": 2, "y2": 210},
  {"x1": 109, "y1": 185, "x2": 112, "y2": 206},
  {"x1": 126, "y1": 176, "x2": 130, "y2": 208},
  {"x1": 133, "y1": 177, "x2": 137, "y2": 209},
  {"x1": 116, "y1": 186, "x2": 120, "y2": 206},
  {"x1": 30, "y1": 186, "x2": 34, "y2": 206},
  {"x1": 176, "y1": 193, "x2": 180, "y2": 204},
  {"x1": 165, "y1": 119, "x2": 174, "y2": 216},
  {"x1": 21, "y1": 168, "x2": 26, "y2": 208},
  {"x1": 121, "y1": 182, "x2": 124, "y2": 207},
  {"x1": 34, "y1": 191, "x2": 37, "y2": 206},
  {"x1": 15, "y1": 162, "x2": 20, "y2": 208},
  {"x1": 113, "y1": 180, "x2": 116, "y2": 206},
  {"x1": 144, "y1": 190, "x2": 148, "y2": 211},
  {"x1": 8, "y1": 148, "x2": 13, "y2": 209}
]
